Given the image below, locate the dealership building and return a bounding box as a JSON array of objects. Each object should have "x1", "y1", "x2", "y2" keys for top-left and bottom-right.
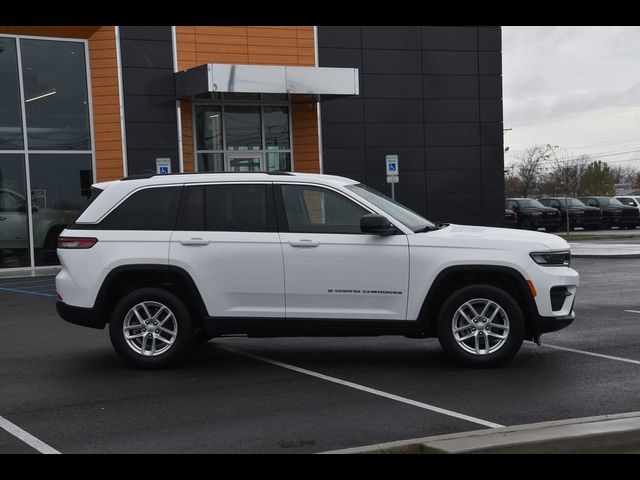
[{"x1": 0, "y1": 25, "x2": 504, "y2": 273}]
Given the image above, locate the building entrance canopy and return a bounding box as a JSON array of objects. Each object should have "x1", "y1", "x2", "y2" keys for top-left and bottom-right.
[{"x1": 175, "y1": 63, "x2": 359, "y2": 98}]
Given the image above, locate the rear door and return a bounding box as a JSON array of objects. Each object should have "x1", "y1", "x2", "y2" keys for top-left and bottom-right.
[{"x1": 169, "y1": 182, "x2": 285, "y2": 318}]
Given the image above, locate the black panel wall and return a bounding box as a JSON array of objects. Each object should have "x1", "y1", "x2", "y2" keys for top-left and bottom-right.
[
  {"x1": 318, "y1": 26, "x2": 504, "y2": 226},
  {"x1": 119, "y1": 26, "x2": 179, "y2": 175}
]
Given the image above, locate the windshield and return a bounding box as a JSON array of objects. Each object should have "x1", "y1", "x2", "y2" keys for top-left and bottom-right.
[
  {"x1": 556, "y1": 198, "x2": 587, "y2": 207},
  {"x1": 597, "y1": 197, "x2": 623, "y2": 207},
  {"x1": 518, "y1": 199, "x2": 545, "y2": 208},
  {"x1": 346, "y1": 183, "x2": 436, "y2": 232}
]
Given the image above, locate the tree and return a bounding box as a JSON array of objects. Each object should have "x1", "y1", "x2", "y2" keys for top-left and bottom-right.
[
  {"x1": 611, "y1": 165, "x2": 638, "y2": 184},
  {"x1": 578, "y1": 161, "x2": 616, "y2": 196},
  {"x1": 549, "y1": 152, "x2": 590, "y2": 197},
  {"x1": 512, "y1": 145, "x2": 555, "y2": 197}
]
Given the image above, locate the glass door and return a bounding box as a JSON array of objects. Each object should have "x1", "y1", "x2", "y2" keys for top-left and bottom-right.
[{"x1": 226, "y1": 153, "x2": 264, "y2": 172}]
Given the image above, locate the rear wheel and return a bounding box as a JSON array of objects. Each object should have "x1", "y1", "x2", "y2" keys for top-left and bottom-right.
[
  {"x1": 109, "y1": 288, "x2": 194, "y2": 368},
  {"x1": 437, "y1": 285, "x2": 525, "y2": 368}
]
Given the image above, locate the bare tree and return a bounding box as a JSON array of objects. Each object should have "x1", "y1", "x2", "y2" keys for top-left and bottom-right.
[
  {"x1": 513, "y1": 145, "x2": 555, "y2": 197},
  {"x1": 550, "y1": 151, "x2": 590, "y2": 198},
  {"x1": 611, "y1": 164, "x2": 638, "y2": 184}
]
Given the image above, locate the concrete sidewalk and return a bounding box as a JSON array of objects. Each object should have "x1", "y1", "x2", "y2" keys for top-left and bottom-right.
[
  {"x1": 321, "y1": 411, "x2": 640, "y2": 454},
  {"x1": 569, "y1": 242, "x2": 640, "y2": 258}
]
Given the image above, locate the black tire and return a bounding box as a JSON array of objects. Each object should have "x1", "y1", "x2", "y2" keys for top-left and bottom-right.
[
  {"x1": 436, "y1": 284, "x2": 525, "y2": 368},
  {"x1": 109, "y1": 287, "x2": 194, "y2": 369}
]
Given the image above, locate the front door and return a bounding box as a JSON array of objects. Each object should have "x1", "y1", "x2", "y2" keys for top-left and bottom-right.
[
  {"x1": 276, "y1": 184, "x2": 410, "y2": 321},
  {"x1": 169, "y1": 182, "x2": 285, "y2": 318},
  {"x1": 226, "y1": 153, "x2": 263, "y2": 172}
]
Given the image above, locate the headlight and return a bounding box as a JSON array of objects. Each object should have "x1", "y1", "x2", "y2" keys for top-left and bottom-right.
[
  {"x1": 530, "y1": 250, "x2": 571, "y2": 266},
  {"x1": 531, "y1": 211, "x2": 542, "y2": 216}
]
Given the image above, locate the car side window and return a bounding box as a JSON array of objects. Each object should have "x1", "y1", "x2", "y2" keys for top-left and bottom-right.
[
  {"x1": 99, "y1": 186, "x2": 182, "y2": 230},
  {"x1": 551, "y1": 200, "x2": 560, "y2": 208},
  {"x1": 506, "y1": 200, "x2": 518, "y2": 210},
  {"x1": 0, "y1": 190, "x2": 23, "y2": 212},
  {"x1": 180, "y1": 184, "x2": 272, "y2": 232},
  {"x1": 279, "y1": 184, "x2": 369, "y2": 234}
]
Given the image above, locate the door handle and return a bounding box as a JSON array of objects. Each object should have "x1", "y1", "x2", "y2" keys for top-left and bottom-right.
[
  {"x1": 289, "y1": 240, "x2": 319, "y2": 248},
  {"x1": 180, "y1": 238, "x2": 210, "y2": 246}
]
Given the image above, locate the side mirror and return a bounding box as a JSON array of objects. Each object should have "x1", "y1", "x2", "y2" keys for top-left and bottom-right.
[{"x1": 360, "y1": 214, "x2": 397, "y2": 235}]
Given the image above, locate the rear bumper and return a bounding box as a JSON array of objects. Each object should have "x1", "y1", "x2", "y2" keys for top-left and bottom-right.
[{"x1": 56, "y1": 300, "x2": 105, "y2": 329}]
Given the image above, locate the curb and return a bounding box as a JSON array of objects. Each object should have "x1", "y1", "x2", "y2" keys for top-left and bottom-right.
[{"x1": 320, "y1": 411, "x2": 640, "y2": 454}]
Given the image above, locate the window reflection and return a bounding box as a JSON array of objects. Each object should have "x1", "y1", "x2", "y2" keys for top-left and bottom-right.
[
  {"x1": 0, "y1": 154, "x2": 30, "y2": 268},
  {"x1": 0, "y1": 37, "x2": 23, "y2": 149},
  {"x1": 20, "y1": 39, "x2": 91, "y2": 150}
]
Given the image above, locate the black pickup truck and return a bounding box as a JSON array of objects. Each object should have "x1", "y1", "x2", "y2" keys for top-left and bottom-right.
[
  {"x1": 505, "y1": 198, "x2": 562, "y2": 232},
  {"x1": 538, "y1": 197, "x2": 602, "y2": 230},
  {"x1": 578, "y1": 196, "x2": 640, "y2": 229}
]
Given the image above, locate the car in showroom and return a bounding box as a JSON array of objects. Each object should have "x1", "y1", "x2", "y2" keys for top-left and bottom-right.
[
  {"x1": 0, "y1": 188, "x2": 76, "y2": 261},
  {"x1": 537, "y1": 197, "x2": 603, "y2": 231},
  {"x1": 56, "y1": 173, "x2": 578, "y2": 369},
  {"x1": 505, "y1": 198, "x2": 563, "y2": 232},
  {"x1": 578, "y1": 196, "x2": 640, "y2": 229}
]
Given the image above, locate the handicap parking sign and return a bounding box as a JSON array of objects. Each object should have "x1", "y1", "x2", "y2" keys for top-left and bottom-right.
[{"x1": 156, "y1": 158, "x2": 171, "y2": 175}]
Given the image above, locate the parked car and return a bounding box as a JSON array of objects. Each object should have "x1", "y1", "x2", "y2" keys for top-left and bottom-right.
[
  {"x1": 614, "y1": 196, "x2": 640, "y2": 209},
  {"x1": 578, "y1": 196, "x2": 640, "y2": 229},
  {"x1": 505, "y1": 208, "x2": 518, "y2": 227},
  {"x1": 56, "y1": 172, "x2": 578, "y2": 369},
  {"x1": 0, "y1": 188, "x2": 76, "y2": 251},
  {"x1": 537, "y1": 197, "x2": 602, "y2": 231},
  {"x1": 505, "y1": 198, "x2": 562, "y2": 232}
]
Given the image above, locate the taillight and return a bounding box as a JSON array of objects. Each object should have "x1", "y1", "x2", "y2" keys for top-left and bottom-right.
[{"x1": 57, "y1": 236, "x2": 98, "y2": 249}]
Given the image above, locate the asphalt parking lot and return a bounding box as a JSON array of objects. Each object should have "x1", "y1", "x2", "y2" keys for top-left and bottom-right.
[{"x1": 1, "y1": 257, "x2": 640, "y2": 454}]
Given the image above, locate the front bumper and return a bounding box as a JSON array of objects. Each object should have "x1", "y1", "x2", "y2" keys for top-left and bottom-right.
[
  {"x1": 56, "y1": 300, "x2": 105, "y2": 329},
  {"x1": 532, "y1": 216, "x2": 562, "y2": 228},
  {"x1": 531, "y1": 311, "x2": 575, "y2": 334}
]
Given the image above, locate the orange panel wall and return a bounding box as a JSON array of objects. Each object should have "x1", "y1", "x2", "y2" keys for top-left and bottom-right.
[
  {"x1": 176, "y1": 26, "x2": 319, "y2": 173},
  {"x1": 0, "y1": 26, "x2": 124, "y2": 182}
]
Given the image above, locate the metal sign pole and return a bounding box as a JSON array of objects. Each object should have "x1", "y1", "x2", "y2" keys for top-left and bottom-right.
[{"x1": 391, "y1": 182, "x2": 395, "y2": 201}]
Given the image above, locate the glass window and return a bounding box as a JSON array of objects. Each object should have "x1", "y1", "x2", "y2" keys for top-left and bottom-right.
[
  {"x1": 197, "y1": 153, "x2": 224, "y2": 172},
  {"x1": 264, "y1": 106, "x2": 290, "y2": 150},
  {"x1": 0, "y1": 154, "x2": 30, "y2": 268},
  {"x1": 266, "y1": 152, "x2": 291, "y2": 172},
  {"x1": 224, "y1": 106, "x2": 261, "y2": 151},
  {"x1": 281, "y1": 185, "x2": 369, "y2": 234},
  {"x1": 99, "y1": 187, "x2": 182, "y2": 231},
  {"x1": 0, "y1": 38, "x2": 23, "y2": 149},
  {"x1": 29, "y1": 154, "x2": 94, "y2": 265},
  {"x1": 20, "y1": 39, "x2": 91, "y2": 150},
  {"x1": 195, "y1": 106, "x2": 223, "y2": 151},
  {"x1": 180, "y1": 184, "x2": 270, "y2": 232},
  {"x1": 346, "y1": 183, "x2": 435, "y2": 232}
]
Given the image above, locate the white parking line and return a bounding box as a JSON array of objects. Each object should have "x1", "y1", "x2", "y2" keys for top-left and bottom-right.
[
  {"x1": 220, "y1": 346, "x2": 504, "y2": 429},
  {"x1": 0, "y1": 416, "x2": 60, "y2": 454},
  {"x1": 543, "y1": 344, "x2": 640, "y2": 366},
  {"x1": 624, "y1": 310, "x2": 640, "y2": 314}
]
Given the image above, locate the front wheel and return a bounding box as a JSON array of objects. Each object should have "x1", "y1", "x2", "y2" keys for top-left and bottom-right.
[
  {"x1": 109, "y1": 288, "x2": 194, "y2": 369},
  {"x1": 437, "y1": 285, "x2": 525, "y2": 368}
]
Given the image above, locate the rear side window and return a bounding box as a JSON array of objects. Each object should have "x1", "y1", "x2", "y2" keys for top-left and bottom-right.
[
  {"x1": 180, "y1": 184, "x2": 272, "y2": 232},
  {"x1": 100, "y1": 186, "x2": 182, "y2": 230}
]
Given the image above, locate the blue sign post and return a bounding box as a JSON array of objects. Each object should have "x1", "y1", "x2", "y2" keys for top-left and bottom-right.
[{"x1": 385, "y1": 155, "x2": 399, "y2": 200}]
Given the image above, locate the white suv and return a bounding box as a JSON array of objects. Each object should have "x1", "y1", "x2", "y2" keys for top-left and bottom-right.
[{"x1": 55, "y1": 172, "x2": 578, "y2": 369}]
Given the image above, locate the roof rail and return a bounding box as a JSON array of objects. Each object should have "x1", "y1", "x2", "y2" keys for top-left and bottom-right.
[{"x1": 121, "y1": 171, "x2": 295, "y2": 181}]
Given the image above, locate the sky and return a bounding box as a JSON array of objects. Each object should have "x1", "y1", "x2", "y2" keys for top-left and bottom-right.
[{"x1": 502, "y1": 26, "x2": 640, "y2": 172}]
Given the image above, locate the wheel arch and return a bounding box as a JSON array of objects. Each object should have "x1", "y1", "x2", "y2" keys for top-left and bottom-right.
[
  {"x1": 416, "y1": 265, "x2": 538, "y2": 340},
  {"x1": 93, "y1": 264, "x2": 208, "y2": 329}
]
